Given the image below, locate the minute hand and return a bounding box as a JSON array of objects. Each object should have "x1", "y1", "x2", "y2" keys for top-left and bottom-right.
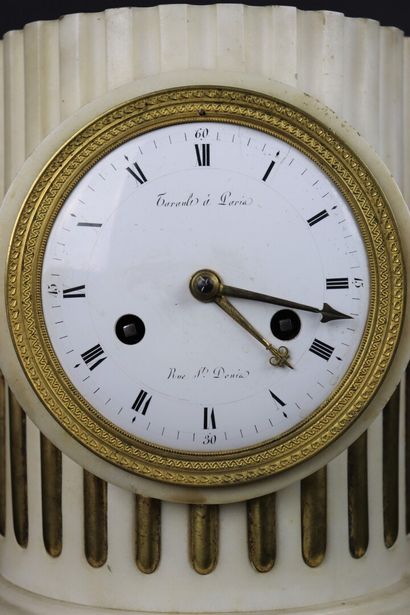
[{"x1": 221, "y1": 284, "x2": 352, "y2": 323}]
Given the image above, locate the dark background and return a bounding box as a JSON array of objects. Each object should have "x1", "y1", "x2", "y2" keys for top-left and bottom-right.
[{"x1": 1, "y1": 1, "x2": 409, "y2": 38}]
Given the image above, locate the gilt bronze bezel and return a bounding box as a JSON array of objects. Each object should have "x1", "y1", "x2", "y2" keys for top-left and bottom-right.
[{"x1": 6, "y1": 86, "x2": 405, "y2": 486}]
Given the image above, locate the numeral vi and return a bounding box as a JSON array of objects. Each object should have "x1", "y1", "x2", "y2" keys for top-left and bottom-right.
[{"x1": 203, "y1": 407, "x2": 216, "y2": 429}]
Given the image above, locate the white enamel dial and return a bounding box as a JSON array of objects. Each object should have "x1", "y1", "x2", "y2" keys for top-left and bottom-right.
[{"x1": 41, "y1": 121, "x2": 369, "y2": 454}]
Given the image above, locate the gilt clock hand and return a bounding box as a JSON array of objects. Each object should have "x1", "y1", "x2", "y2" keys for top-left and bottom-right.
[
  {"x1": 190, "y1": 269, "x2": 352, "y2": 323},
  {"x1": 215, "y1": 295, "x2": 292, "y2": 368},
  {"x1": 190, "y1": 271, "x2": 292, "y2": 368}
]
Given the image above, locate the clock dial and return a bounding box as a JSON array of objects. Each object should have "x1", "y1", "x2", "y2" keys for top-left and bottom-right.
[
  {"x1": 41, "y1": 121, "x2": 369, "y2": 453},
  {"x1": 5, "y1": 87, "x2": 405, "y2": 488}
]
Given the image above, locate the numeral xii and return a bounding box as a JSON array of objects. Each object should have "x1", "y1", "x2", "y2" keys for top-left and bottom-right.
[{"x1": 195, "y1": 144, "x2": 210, "y2": 166}]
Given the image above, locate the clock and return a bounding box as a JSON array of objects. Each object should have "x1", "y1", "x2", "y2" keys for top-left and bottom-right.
[{"x1": 0, "y1": 84, "x2": 409, "y2": 503}]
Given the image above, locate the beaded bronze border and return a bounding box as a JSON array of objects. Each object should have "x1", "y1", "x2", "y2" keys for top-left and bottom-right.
[{"x1": 6, "y1": 86, "x2": 405, "y2": 486}]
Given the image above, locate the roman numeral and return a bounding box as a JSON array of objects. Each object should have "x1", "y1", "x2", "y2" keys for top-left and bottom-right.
[
  {"x1": 269, "y1": 390, "x2": 285, "y2": 406},
  {"x1": 309, "y1": 338, "x2": 334, "y2": 361},
  {"x1": 81, "y1": 344, "x2": 107, "y2": 370},
  {"x1": 131, "y1": 390, "x2": 152, "y2": 419},
  {"x1": 269, "y1": 390, "x2": 288, "y2": 418},
  {"x1": 203, "y1": 407, "x2": 216, "y2": 429},
  {"x1": 195, "y1": 144, "x2": 210, "y2": 166},
  {"x1": 77, "y1": 222, "x2": 102, "y2": 228},
  {"x1": 307, "y1": 209, "x2": 329, "y2": 226},
  {"x1": 262, "y1": 160, "x2": 275, "y2": 181},
  {"x1": 126, "y1": 161, "x2": 147, "y2": 185},
  {"x1": 326, "y1": 277, "x2": 349, "y2": 289},
  {"x1": 63, "y1": 285, "x2": 86, "y2": 298}
]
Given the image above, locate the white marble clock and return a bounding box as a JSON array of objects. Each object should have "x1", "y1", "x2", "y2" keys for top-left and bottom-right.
[{"x1": 0, "y1": 5, "x2": 409, "y2": 614}]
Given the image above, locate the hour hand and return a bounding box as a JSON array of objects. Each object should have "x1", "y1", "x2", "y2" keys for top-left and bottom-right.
[
  {"x1": 215, "y1": 296, "x2": 292, "y2": 368},
  {"x1": 189, "y1": 271, "x2": 292, "y2": 368}
]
